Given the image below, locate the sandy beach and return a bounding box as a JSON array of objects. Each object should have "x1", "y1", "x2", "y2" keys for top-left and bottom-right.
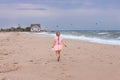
[{"x1": 0, "y1": 32, "x2": 120, "y2": 80}]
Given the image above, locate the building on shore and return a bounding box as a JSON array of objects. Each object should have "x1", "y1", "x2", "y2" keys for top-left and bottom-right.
[{"x1": 30, "y1": 24, "x2": 41, "y2": 32}]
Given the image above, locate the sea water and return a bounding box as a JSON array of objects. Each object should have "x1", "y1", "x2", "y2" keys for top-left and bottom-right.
[{"x1": 36, "y1": 30, "x2": 120, "y2": 46}]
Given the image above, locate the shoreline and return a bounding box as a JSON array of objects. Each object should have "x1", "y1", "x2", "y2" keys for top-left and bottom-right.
[
  {"x1": 30, "y1": 32, "x2": 120, "y2": 46},
  {"x1": 0, "y1": 32, "x2": 120, "y2": 80}
]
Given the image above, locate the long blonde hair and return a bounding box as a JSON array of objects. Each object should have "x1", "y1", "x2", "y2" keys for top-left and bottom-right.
[{"x1": 56, "y1": 32, "x2": 60, "y2": 44}]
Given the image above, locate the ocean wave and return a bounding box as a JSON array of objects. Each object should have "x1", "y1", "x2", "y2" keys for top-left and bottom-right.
[
  {"x1": 61, "y1": 34, "x2": 120, "y2": 45},
  {"x1": 34, "y1": 32, "x2": 120, "y2": 46},
  {"x1": 97, "y1": 32, "x2": 108, "y2": 35}
]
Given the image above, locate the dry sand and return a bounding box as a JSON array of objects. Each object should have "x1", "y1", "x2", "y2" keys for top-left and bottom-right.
[{"x1": 0, "y1": 32, "x2": 120, "y2": 80}]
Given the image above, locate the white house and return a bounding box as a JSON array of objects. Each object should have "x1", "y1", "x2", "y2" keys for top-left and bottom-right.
[{"x1": 31, "y1": 24, "x2": 41, "y2": 32}]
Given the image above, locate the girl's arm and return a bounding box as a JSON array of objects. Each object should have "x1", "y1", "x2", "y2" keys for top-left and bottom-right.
[{"x1": 52, "y1": 39, "x2": 56, "y2": 48}]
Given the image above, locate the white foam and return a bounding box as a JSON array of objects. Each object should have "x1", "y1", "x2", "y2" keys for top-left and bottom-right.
[
  {"x1": 117, "y1": 37, "x2": 120, "y2": 40},
  {"x1": 35, "y1": 32, "x2": 55, "y2": 37},
  {"x1": 61, "y1": 34, "x2": 120, "y2": 45},
  {"x1": 98, "y1": 32, "x2": 108, "y2": 35}
]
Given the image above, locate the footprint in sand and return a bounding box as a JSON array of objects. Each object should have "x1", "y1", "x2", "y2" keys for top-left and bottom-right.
[
  {"x1": 45, "y1": 62, "x2": 48, "y2": 64},
  {"x1": 77, "y1": 47, "x2": 80, "y2": 49},
  {"x1": 71, "y1": 60, "x2": 76, "y2": 62},
  {"x1": 28, "y1": 60, "x2": 37, "y2": 64},
  {"x1": 63, "y1": 74, "x2": 73, "y2": 80},
  {"x1": 59, "y1": 73, "x2": 73, "y2": 80},
  {"x1": 28, "y1": 59, "x2": 44, "y2": 64},
  {"x1": 62, "y1": 63, "x2": 66, "y2": 65},
  {"x1": 1, "y1": 77, "x2": 10, "y2": 80},
  {"x1": 109, "y1": 62, "x2": 113, "y2": 64},
  {"x1": 13, "y1": 62, "x2": 18, "y2": 64},
  {"x1": 61, "y1": 72, "x2": 65, "y2": 75},
  {"x1": 61, "y1": 68, "x2": 67, "y2": 71},
  {"x1": 47, "y1": 60, "x2": 50, "y2": 63},
  {"x1": 29, "y1": 60, "x2": 34, "y2": 62},
  {"x1": 0, "y1": 63, "x2": 19, "y2": 73},
  {"x1": 99, "y1": 59, "x2": 104, "y2": 62},
  {"x1": 0, "y1": 57, "x2": 4, "y2": 60},
  {"x1": 0, "y1": 53, "x2": 7, "y2": 56}
]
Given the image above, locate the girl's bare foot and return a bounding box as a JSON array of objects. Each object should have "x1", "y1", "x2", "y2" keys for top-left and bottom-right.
[{"x1": 57, "y1": 56, "x2": 60, "y2": 62}]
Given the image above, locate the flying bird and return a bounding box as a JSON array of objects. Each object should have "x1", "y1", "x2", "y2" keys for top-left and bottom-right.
[{"x1": 56, "y1": 25, "x2": 59, "y2": 27}]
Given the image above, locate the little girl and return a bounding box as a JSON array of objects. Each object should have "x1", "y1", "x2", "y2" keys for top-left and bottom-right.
[{"x1": 52, "y1": 32, "x2": 67, "y2": 62}]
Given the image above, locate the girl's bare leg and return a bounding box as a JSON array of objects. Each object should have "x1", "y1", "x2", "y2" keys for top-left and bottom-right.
[
  {"x1": 56, "y1": 51, "x2": 61, "y2": 62},
  {"x1": 57, "y1": 51, "x2": 61, "y2": 62}
]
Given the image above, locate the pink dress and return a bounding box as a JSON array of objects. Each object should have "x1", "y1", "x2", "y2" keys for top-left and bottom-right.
[{"x1": 52, "y1": 37, "x2": 63, "y2": 51}]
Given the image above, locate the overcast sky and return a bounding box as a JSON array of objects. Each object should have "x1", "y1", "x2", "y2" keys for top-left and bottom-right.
[{"x1": 0, "y1": 0, "x2": 120, "y2": 30}]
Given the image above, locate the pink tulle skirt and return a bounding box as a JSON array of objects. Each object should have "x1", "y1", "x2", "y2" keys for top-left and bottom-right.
[{"x1": 52, "y1": 45, "x2": 62, "y2": 51}]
